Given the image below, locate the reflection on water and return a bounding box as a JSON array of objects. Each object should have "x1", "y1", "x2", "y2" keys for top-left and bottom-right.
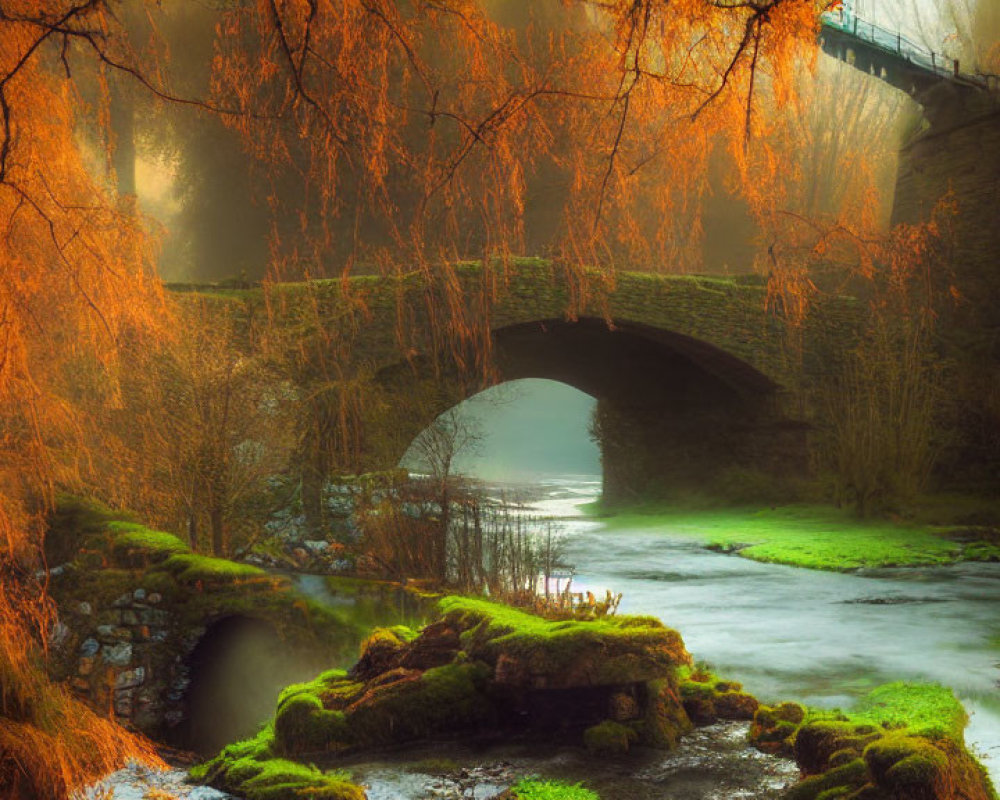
[
  {"x1": 522, "y1": 476, "x2": 1000, "y2": 781},
  {"x1": 292, "y1": 573, "x2": 431, "y2": 669}
]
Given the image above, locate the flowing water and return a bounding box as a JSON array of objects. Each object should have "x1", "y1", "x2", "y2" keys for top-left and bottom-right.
[{"x1": 525, "y1": 476, "x2": 1000, "y2": 782}]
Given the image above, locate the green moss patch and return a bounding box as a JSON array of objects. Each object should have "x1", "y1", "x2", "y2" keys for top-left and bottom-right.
[
  {"x1": 438, "y1": 596, "x2": 690, "y2": 686},
  {"x1": 191, "y1": 727, "x2": 364, "y2": 800},
  {"x1": 583, "y1": 720, "x2": 636, "y2": 755},
  {"x1": 106, "y1": 522, "x2": 190, "y2": 565},
  {"x1": 154, "y1": 552, "x2": 267, "y2": 584},
  {"x1": 507, "y1": 779, "x2": 600, "y2": 800},
  {"x1": 587, "y1": 504, "x2": 971, "y2": 571}
]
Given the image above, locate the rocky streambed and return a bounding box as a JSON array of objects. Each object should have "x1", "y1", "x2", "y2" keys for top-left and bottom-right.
[{"x1": 85, "y1": 721, "x2": 796, "y2": 800}]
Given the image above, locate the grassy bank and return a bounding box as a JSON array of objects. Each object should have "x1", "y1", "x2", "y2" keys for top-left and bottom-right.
[{"x1": 581, "y1": 502, "x2": 1000, "y2": 571}]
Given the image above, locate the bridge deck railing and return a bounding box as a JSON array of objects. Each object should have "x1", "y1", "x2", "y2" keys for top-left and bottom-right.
[{"x1": 820, "y1": 10, "x2": 992, "y2": 90}]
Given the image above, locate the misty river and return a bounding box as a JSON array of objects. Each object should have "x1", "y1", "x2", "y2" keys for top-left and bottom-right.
[{"x1": 524, "y1": 476, "x2": 1000, "y2": 783}]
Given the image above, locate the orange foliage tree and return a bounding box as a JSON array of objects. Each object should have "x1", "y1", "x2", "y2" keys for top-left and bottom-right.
[
  {"x1": 0, "y1": 3, "x2": 170, "y2": 797},
  {"x1": 1, "y1": 0, "x2": 897, "y2": 796}
]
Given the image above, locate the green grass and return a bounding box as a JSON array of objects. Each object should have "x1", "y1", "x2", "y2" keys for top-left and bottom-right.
[
  {"x1": 584, "y1": 503, "x2": 972, "y2": 571},
  {"x1": 155, "y1": 552, "x2": 268, "y2": 583},
  {"x1": 509, "y1": 779, "x2": 600, "y2": 800},
  {"x1": 107, "y1": 522, "x2": 190, "y2": 562},
  {"x1": 845, "y1": 682, "x2": 968, "y2": 742}
]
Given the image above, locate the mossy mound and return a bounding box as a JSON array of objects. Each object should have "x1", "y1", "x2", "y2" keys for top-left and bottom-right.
[
  {"x1": 679, "y1": 667, "x2": 759, "y2": 723},
  {"x1": 749, "y1": 683, "x2": 996, "y2": 800},
  {"x1": 189, "y1": 728, "x2": 365, "y2": 800},
  {"x1": 273, "y1": 660, "x2": 494, "y2": 756},
  {"x1": 196, "y1": 596, "x2": 694, "y2": 789},
  {"x1": 265, "y1": 597, "x2": 692, "y2": 756},
  {"x1": 749, "y1": 702, "x2": 806, "y2": 756},
  {"x1": 438, "y1": 596, "x2": 691, "y2": 688},
  {"x1": 583, "y1": 720, "x2": 636, "y2": 755}
]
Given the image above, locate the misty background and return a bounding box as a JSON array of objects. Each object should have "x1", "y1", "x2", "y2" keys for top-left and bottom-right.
[
  {"x1": 401, "y1": 379, "x2": 601, "y2": 481},
  {"x1": 122, "y1": 0, "x2": 998, "y2": 284}
]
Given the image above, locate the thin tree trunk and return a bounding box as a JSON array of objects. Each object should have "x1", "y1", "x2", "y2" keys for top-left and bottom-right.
[
  {"x1": 210, "y1": 503, "x2": 225, "y2": 556},
  {"x1": 109, "y1": 82, "x2": 135, "y2": 197}
]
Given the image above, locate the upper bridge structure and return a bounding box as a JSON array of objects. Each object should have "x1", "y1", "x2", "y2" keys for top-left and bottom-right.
[
  {"x1": 213, "y1": 259, "x2": 861, "y2": 502},
  {"x1": 819, "y1": 9, "x2": 998, "y2": 97}
]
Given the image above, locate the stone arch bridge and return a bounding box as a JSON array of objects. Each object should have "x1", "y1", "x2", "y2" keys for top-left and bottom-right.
[{"x1": 197, "y1": 259, "x2": 861, "y2": 502}]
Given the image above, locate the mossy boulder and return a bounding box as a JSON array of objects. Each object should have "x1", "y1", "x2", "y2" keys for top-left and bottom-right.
[
  {"x1": 191, "y1": 728, "x2": 364, "y2": 800},
  {"x1": 639, "y1": 678, "x2": 693, "y2": 748},
  {"x1": 351, "y1": 625, "x2": 416, "y2": 680},
  {"x1": 197, "y1": 595, "x2": 695, "y2": 793},
  {"x1": 269, "y1": 598, "x2": 693, "y2": 756},
  {"x1": 750, "y1": 702, "x2": 807, "y2": 756},
  {"x1": 439, "y1": 596, "x2": 691, "y2": 689},
  {"x1": 583, "y1": 720, "x2": 636, "y2": 755},
  {"x1": 679, "y1": 669, "x2": 759, "y2": 723},
  {"x1": 748, "y1": 684, "x2": 996, "y2": 800}
]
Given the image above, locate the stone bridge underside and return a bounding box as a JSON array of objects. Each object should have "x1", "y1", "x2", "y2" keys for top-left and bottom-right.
[{"x1": 251, "y1": 260, "x2": 861, "y2": 502}]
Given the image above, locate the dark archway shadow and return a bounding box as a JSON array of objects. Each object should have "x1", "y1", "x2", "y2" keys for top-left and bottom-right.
[{"x1": 172, "y1": 615, "x2": 314, "y2": 756}]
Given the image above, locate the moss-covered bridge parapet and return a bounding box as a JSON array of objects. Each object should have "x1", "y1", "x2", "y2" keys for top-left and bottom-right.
[{"x1": 186, "y1": 258, "x2": 862, "y2": 394}]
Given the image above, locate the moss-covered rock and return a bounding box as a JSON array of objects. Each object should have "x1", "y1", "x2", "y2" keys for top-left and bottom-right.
[
  {"x1": 196, "y1": 594, "x2": 694, "y2": 796},
  {"x1": 438, "y1": 596, "x2": 691, "y2": 689},
  {"x1": 785, "y1": 758, "x2": 868, "y2": 800},
  {"x1": 191, "y1": 728, "x2": 365, "y2": 799},
  {"x1": 583, "y1": 720, "x2": 636, "y2": 755},
  {"x1": 639, "y1": 678, "x2": 693, "y2": 748},
  {"x1": 679, "y1": 668, "x2": 759, "y2": 723},
  {"x1": 751, "y1": 702, "x2": 807, "y2": 756},
  {"x1": 749, "y1": 684, "x2": 996, "y2": 800}
]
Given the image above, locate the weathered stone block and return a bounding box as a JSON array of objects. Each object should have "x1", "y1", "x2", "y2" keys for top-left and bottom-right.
[{"x1": 102, "y1": 642, "x2": 132, "y2": 666}]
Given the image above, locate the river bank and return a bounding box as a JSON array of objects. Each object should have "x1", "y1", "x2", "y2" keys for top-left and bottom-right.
[{"x1": 580, "y1": 500, "x2": 1000, "y2": 571}]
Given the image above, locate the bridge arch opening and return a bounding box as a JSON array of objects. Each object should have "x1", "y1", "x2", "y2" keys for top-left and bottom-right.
[
  {"x1": 391, "y1": 317, "x2": 804, "y2": 505},
  {"x1": 400, "y1": 378, "x2": 600, "y2": 483}
]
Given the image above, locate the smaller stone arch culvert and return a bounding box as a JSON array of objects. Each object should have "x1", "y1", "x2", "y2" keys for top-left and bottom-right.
[{"x1": 170, "y1": 615, "x2": 317, "y2": 756}]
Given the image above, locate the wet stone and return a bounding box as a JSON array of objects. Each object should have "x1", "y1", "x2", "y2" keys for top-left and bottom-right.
[
  {"x1": 84, "y1": 762, "x2": 233, "y2": 799},
  {"x1": 133, "y1": 588, "x2": 146, "y2": 602},
  {"x1": 147, "y1": 592, "x2": 162, "y2": 604},
  {"x1": 77, "y1": 601, "x2": 93, "y2": 616},
  {"x1": 80, "y1": 637, "x2": 100, "y2": 656},
  {"x1": 119, "y1": 609, "x2": 140, "y2": 626},
  {"x1": 115, "y1": 666, "x2": 146, "y2": 690},
  {"x1": 96, "y1": 624, "x2": 117, "y2": 642},
  {"x1": 102, "y1": 642, "x2": 133, "y2": 666},
  {"x1": 140, "y1": 608, "x2": 169, "y2": 626},
  {"x1": 48, "y1": 621, "x2": 71, "y2": 649}
]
